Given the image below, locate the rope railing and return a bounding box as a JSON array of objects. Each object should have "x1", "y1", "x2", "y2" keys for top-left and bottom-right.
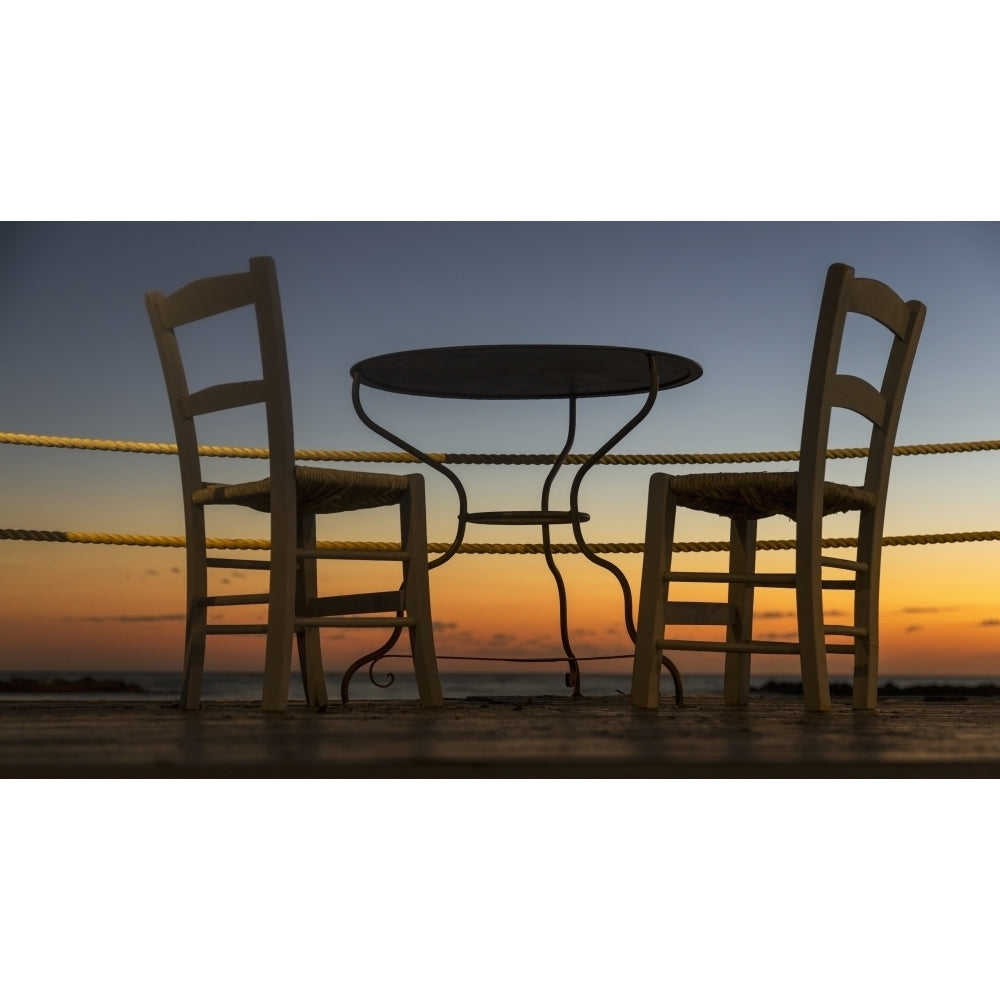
[
  {"x1": 2, "y1": 431, "x2": 996, "y2": 554},
  {"x1": 3, "y1": 430, "x2": 1000, "y2": 465},
  {"x1": 1, "y1": 528, "x2": 998, "y2": 553}
]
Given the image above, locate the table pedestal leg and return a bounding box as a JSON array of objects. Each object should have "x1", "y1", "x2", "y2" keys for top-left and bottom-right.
[
  {"x1": 542, "y1": 521, "x2": 582, "y2": 697},
  {"x1": 568, "y1": 357, "x2": 684, "y2": 706},
  {"x1": 543, "y1": 398, "x2": 583, "y2": 696}
]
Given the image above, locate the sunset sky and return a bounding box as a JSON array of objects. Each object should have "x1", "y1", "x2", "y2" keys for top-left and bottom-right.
[{"x1": 1, "y1": 222, "x2": 997, "y2": 684}]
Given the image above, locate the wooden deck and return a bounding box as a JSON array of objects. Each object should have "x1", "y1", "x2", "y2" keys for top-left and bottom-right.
[{"x1": 3, "y1": 691, "x2": 1000, "y2": 777}]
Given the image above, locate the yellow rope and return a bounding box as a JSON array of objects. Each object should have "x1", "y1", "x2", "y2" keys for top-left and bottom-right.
[
  {"x1": 2, "y1": 528, "x2": 998, "y2": 553},
  {"x1": 4, "y1": 434, "x2": 997, "y2": 552},
  {"x1": 0, "y1": 432, "x2": 427, "y2": 463},
  {"x1": 4, "y1": 431, "x2": 1000, "y2": 465}
]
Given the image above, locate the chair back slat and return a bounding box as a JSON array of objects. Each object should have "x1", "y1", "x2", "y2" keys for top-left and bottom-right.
[
  {"x1": 154, "y1": 272, "x2": 255, "y2": 329},
  {"x1": 829, "y1": 373, "x2": 888, "y2": 427},
  {"x1": 845, "y1": 275, "x2": 914, "y2": 337},
  {"x1": 182, "y1": 379, "x2": 269, "y2": 418}
]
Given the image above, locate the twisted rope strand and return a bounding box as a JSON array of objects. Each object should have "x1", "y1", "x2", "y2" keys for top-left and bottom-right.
[
  {"x1": 3, "y1": 431, "x2": 999, "y2": 465},
  {"x1": 2, "y1": 527, "x2": 998, "y2": 552}
]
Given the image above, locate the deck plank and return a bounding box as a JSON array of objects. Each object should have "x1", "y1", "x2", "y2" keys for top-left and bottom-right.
[{"x1": 3, "y1": 693, "x2": 1000, "y2": 777}]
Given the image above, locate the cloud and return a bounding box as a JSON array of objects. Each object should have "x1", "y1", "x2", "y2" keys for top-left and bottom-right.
[
  {"x1": 754, "y1": 609, "x2": 845, "y2": 620},
  {"x1": 905, "y1": 625, "x2": 923, "y2": 633},
  {"x1": 62, "y1": 613, "x2": 185, "y2": 623},
  {"x1": 981, "y1": 619, "x2": 1000, "y2": 627},
  {"x1": 901, "y1": 606, "x2": 958, "y2": 614},
  {"x1": 446, "y1": 632, "x2": 557, "y2": 662},
  {"x1": 432, "y1": 627, "x2": 482, "y2": 651}
]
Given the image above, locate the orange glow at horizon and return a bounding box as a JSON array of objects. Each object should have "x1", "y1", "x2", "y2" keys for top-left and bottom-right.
[{"x1": 2, "y1": 533, "x2": 997, "y2": 680}]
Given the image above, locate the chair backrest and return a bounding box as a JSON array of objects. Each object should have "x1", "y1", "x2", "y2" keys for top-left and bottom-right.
[
  {"x1": 798, "y1": 262, "x2": 926, "y2": 525},
  {"x1": 145, "y1": 256, "x2": 296, "y2": 532}
]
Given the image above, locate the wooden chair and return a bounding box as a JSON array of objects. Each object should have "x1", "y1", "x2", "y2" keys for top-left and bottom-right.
[
  {"x1": 147, "y1": 256, "x2": 442, "y2": 712},
  {"x1": 631, "y1": 263, "x2": 926, "y2": 711}
]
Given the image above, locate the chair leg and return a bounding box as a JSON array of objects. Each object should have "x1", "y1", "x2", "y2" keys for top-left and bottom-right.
[
  {"x1": 723, "y1": 516, "x2": 756, "y2": 706},
  {"x1": 400, "y1": 475, "x2": 443, "y2": 708},
  {"x1": 180, "y1": 514, "x2": 208, "y2": 710},
  {"x1": 852, "y1": 622, "x2": 878, "y2": 710},
  {"x1": 796, "y1": 514, "x2": 831, "y2": 712},
  {"x1": 180, "y1": 600, "x2": 208, "y2": 710},
  {"x1": 262, "y1": 501, "x2": 297, "y2": 712},
  {"x1": 631, "y1": 474, "x2": 674, "y2": 708},
  {"x1": 295, "y1": 513, "x2": 328, "y2": 709},
  {"x1": 852, "y1": 509, "x2": 880, "y2": 710}
]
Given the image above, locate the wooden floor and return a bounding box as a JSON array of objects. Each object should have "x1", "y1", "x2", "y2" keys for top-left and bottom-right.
[{"x1": 4, "y1": 691, "x2": 1000, "y2": 777}]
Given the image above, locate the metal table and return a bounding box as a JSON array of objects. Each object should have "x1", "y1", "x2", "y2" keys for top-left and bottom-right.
[{"x1": 346, "y1": 344, "x2": 703, "y2": 700}]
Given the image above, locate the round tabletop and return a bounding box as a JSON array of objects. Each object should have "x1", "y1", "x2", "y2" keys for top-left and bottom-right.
[{"x1": 351, "y1": 344, "x2": 703, "y2": 400}]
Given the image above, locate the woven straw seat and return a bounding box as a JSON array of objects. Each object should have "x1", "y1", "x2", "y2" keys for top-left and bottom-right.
[
  {"x1": 667, "y1": 472, "x2": 876, "y2": 521},
  {"x1": 194, "y1": 466, "x2": 411, "y2": 514},
  {"x1": 148, "y1": 256, "x2": 441, "y2": 712},
  {"x1": 631, "y1": 263, "x2": 926, "y2": 713}
]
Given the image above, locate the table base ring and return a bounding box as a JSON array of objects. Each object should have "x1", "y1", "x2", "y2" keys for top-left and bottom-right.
[{"x1": 465, "y1": 510, "x2": 591, "y2": 526}]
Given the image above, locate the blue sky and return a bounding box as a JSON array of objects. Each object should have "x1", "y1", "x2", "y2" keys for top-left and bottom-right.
[
  {"x1": 4, "y1": 222, "x2": 997, "y2": 452},
  {"x1": 2, "y1": 221, "x2": 996, "y2": 534}
]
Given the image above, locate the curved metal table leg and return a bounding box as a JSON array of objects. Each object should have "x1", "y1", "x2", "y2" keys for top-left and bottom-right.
[
  {"x1": 542, "y1": 397, "x2": 582, "y2": 697},
  {"x1": 341, "y1": 376, "x2": 470, "y2": 703},
  {"x1": 568, "y1": 355, "x2": 684, "y2": 706},
  {"x1": 353, "y1": 374, "x2": 469, "y2": 570},
  {"x1": 340, "y1": 626, "x2": 403, "y2": 705}
]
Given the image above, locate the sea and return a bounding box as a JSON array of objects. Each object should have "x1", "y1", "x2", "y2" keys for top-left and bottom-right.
[{"x1": 1, "y1": 669, "x2": 997, "y2": 702}]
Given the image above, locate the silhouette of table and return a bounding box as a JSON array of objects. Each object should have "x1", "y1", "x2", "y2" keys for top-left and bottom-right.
[{"x1": 348, "y1": 344, "x2": 702, "y2": 698}]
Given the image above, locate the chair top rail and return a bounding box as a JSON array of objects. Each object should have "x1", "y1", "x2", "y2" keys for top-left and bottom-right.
[
  {"x1": 846, "y1": 274, "x2": 921, "y2": 338},
  {"x1": 152, "y1": 272, "x2": 255, "y2": 330}
]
